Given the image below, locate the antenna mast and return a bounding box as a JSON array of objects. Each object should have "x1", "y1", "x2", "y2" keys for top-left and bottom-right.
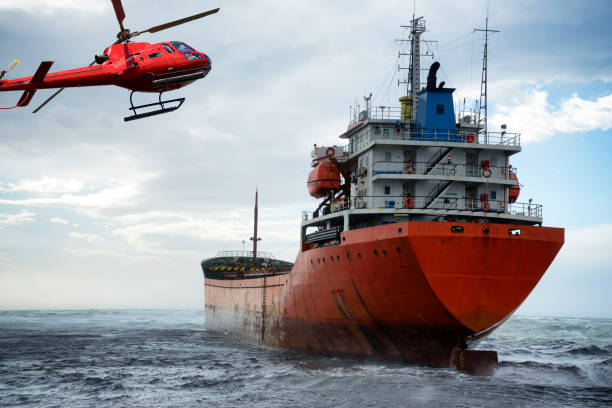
[
  {"x1": 474, "y1": 16, "x2": 499, "y2": 143},
  {"x1": 400, "y1": 16, "x2": 426, "y2": 121},
  {"x1": 399, "y1": 15, "x2": 434, "y2": 123},
  {"x1": 250, "y1": 189, "x2": 260, "y2": 264}
]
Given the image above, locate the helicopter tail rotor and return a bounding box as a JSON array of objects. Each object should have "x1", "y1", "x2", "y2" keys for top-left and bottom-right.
[{"x1": 0, "y1": 59, "x2": 21, "y2": 79}]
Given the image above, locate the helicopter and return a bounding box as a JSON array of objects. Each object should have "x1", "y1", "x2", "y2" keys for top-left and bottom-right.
[{"x1": 0, "y1": 0, "x2": 219, "y2": 121}]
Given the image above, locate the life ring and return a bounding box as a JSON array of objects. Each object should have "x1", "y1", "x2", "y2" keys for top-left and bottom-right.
[
  {"x1": 326, "y1": 147, "x2": 335, "y2": 157},
  {"x1": 404, "y1": 197, "x2": 414, "y2": 208},
  {"x1": 481, "y1": 201, "x2": 490, "y2": 211},
  {"x1": 405, "y1": 163, "x2": 416, "y2": 174},
  {"x1": 482, "y1": 168, "x2": 492, "y2": 178}
]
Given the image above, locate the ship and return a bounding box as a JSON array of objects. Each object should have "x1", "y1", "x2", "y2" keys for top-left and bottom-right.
[{"x1": 201, "y1": 17, "x2": 564, "y2": 375}]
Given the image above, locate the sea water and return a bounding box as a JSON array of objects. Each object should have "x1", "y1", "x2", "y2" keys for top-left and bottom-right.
[{"x1": 0, "y1": 310, "x2": 610, "y2": 407}]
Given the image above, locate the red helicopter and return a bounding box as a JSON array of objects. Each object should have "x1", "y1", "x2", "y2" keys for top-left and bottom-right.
[{"x1": 0, "y1": 0, "x2": 219, "y2": 121}]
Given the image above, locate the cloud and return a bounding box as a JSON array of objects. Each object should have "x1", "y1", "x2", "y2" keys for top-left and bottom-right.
[
  {"x1": 68, "y1": 231, "x2": 103, "y2": 243},
  {"x1": 0, "y1": 172, "x2": 158, "y2": 216},
  {"x1": 0, "y1": 176, "x2": 87, "y2": 193},
  {"x1": 107, "y1": 205, "x2": 300, "y2": 256},
  {"x1": 0, "y1": 0, "x2": 105, "y2": 14},
  {"x1": 0, "y1": 210, "x2": 36, "y2": 228},
  {"x1": 556, "y1": 223, "x2": 612, "y2": 272},
  {"x1": 49, "y1": 216, "x2": 69, "y2": 224},
  {"x1": 1, "y1": 1, "x2": 611, "y2": 312},
  {"x1": 490, "y1": 89, "x2": 612, "y2": 143}
]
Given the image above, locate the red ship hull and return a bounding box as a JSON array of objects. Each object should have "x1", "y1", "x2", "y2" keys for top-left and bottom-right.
[{"x1": 204, "y1": 221, "x2": 564, "y2": 366}]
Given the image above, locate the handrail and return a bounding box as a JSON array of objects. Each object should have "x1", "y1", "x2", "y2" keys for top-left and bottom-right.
[
  {"x1": 303, "y1": 195, "x2": 543, "y2": 219},
  {"x1": 426, "y1": 147, "x2": 453, "y2": 174},
  {"x1": 424, "y1": 180, "x2": 452, "y2": 208},
  {"x1": 215, "y1": 250, "x2": 277, "y2": 259},
  {"x1": 349, "y1": 127, "x2": 521, "y2": 153},
  {"x1": 371, "y1": 160, "x2": 512, "y2": 179}
]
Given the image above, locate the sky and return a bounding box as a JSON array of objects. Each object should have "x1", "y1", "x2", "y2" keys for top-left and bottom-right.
[{"x1": 0, "y1": 0, "x2": 611, "y2": 317}]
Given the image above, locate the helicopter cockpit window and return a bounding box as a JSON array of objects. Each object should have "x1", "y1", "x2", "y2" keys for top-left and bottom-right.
[
  {"x1": 162, "y1": 43, "x2": 174, "y2": 53},
  {"x1": 183, "y1": 52, "x2": 203, "y2": 61},
  {"x1": 148, "y1": 52, "x2": 162, "y2": 59},
  {"x1": 170, "y1": 42, "x2": 195, "y2": 53}
]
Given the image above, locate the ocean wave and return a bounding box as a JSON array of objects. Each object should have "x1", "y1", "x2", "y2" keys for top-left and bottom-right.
[
  {"x1": 500, "y1": 359, "x2": 587, "y2": 377},
  {"x1": 560, "y1": 344, "x2": 612, "y2": 357}
]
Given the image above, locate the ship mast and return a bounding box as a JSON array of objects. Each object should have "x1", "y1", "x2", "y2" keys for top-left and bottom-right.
[
  {"x1": 399, "y1": 16, "x2": 426, "y2": 122},
  {"x1": 474, "y1": 16, "x2": 499, "y2": 143},
  {"x1": 409, "y1": 16, "x2": 425, "y2": 119},
  {"x1": 250, "y1": 189, "x2": 260, "y2": 264}
]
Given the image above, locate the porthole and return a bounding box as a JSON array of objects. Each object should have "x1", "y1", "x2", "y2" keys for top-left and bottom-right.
[
  {"x1": 396, "y1": 247, "x2": 401, "y2": 253},
  {"x1": 374, "y1": 250, "x2": 378, "y2": 256},
  {"x1": 398, "y1": 227, "x2": 403, "y2": 233},
  {"x1": 382, "y1": 249, "x2": 387, "y2": 255},
  {"x1": 336, "y1": 255, "x2": 340, "y2": 261},
  {"x1": 358, "y1": 253, "x2": 362, "y2": 258},
  {"x1": 347, "y1": 253, "x2": 351, "y2": 260}
]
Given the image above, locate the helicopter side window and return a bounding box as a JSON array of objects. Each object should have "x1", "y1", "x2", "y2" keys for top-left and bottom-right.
[
  {"x1": 170, "y1": 42, "x2": 195, "y2": 53},
  {"x1": 148, "y1": 52, "x2": 162, "y2": 59},
  {"x1": 162, "y1": 43, "x2": 175, "y2": 53},
  {"x1": 183, "y1": 53, "x2": 203, "y2": 60}
]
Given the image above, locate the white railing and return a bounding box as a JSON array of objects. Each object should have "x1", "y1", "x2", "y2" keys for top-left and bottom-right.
[
  {"x1": 215, "y1": 250, "x2": 276, "y2": 259},
  {"x1": 371, "y1": 160, "x2": 513, "y2": 179},
  {"x1": 302, "y1": 195, "x2": 542, "y2": 220},
  {"x1": 349, "y1": 128, "x2": 521, "y2": 153}
]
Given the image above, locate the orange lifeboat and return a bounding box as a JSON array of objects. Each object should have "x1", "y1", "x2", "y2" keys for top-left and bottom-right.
[
  {"x1": 308, "y1": 161, "x2": 341, "y2": 198},
  {"x1": 508, "y1": 171, "x2": 520, "y2": 203}
]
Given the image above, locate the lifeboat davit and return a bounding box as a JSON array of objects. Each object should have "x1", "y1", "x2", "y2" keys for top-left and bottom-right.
[
  {"x1": 509, "y1": 171, "x2": 520, "y2": 203},
  {"x1": 308, "y1": 161, "x2": 341, "y2": 198}
]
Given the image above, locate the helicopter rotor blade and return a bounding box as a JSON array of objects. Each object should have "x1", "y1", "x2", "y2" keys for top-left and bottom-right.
[
  {"x1": 130, "y1": 8, "x2": 220, "y2": 38},
  {"x1": 0, "y1": 59, "x2": 20, "y2": 79},
  {"x1": 111, "y1": 0, "x2": 126, "y2": 31}
]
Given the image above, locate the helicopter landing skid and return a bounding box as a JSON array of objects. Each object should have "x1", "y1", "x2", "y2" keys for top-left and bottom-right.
[{"x1": 124, "y1": 91, "x2": 185, "y2": 122}]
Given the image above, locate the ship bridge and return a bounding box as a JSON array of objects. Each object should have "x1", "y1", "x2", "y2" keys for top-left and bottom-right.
[{"x1": 302, "y1": 60, "x2": 543, "y2": 246}]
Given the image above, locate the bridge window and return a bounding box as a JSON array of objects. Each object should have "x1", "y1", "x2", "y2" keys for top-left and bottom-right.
[
  {"x1": 384, "y1": 186, "x2": 390, "y2": 195},
  {"x1": 162, "y1": 43, "x2": 175, "y2": 53},
  {"x1": 436, "y1": 104, "x2": 445, "y2": 114}
]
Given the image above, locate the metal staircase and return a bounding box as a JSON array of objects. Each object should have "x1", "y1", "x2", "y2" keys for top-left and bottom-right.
[
  {"x1": 424, "y1": 179, "x2": 452, "y2": 208},
  {"x1": 425, "y1": 147, "x2": 453, "y2": 174}
]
